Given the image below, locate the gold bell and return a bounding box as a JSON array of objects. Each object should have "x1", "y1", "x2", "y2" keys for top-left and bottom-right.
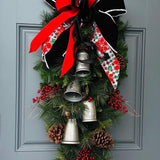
[
  {"x1": 83, "y1": 100, "x2": 97, "y2": 122},
  {"x1": 76, "y1": 51, "x2": 90, "y2": 77},
  {"x1": 64, "y1": 80, "x2": 82, "y2": 102},
  {"x1": 62, "y1": 119, "x2": 80, "y2": 144}
]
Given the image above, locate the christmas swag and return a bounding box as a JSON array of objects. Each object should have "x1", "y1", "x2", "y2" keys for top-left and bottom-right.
[{"x1": 29, "y1": 0, "x2": 138, "y2": 159}]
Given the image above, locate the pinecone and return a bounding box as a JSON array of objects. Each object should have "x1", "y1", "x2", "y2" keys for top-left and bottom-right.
[
  {"x1": 115, "y1": 52, "x2": 125, "y2": 70},
  {"x1": 48, "y1": 123, "x2": 65, "y2": 144},
  {"x1": 91, "y1": 130, "x2": 114, "y2": 150}
]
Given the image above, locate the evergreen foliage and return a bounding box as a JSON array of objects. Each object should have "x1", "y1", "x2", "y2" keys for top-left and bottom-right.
[{"x1": 33, "y1": 9, "x2": 128, "y2": 160}]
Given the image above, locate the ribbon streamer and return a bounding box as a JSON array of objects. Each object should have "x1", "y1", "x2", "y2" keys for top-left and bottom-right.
[{"x1": 29, "y1": 0, "x2": 126, "y2": 89}]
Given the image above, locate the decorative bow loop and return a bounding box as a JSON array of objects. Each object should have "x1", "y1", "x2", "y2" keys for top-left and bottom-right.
[
  {"x1": 29, "y1": 0, "x2": 126, "y2": 89},
  {"x1": 29, "y1": 6, "x2": 79, "y2": 53}
]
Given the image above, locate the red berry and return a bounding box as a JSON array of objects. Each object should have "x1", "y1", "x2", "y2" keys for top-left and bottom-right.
[
  {"x1": 46, "y1": 86, "x2": 49, "y2": 89},
  {"x1": 76, "y1": 157, "x2": 81, "y2": 160},
  {"x1": 123, "y1": 109, "x2": 128, "y2": 114},
  {"x1": 123, "y1": 106, "x2": 127, "y2": 109},
  {"x1": 37, "y1": 100, "x2": 40, "y2": 103},
  {"x1": 108, "y1": 101, "x2": 112, "y2": 104},
  {"x1": 32, "y1": 98, "x2": 36, "y2": 103},
  {"x1": 112, "y1": 102, "x2": 116, "y2": 105},
  {"x1": 41, "y1": 96, "x2": 45, "y2": 100},
  {"x1": 119, "y1": 108, "x2": 122, "y2": 111},
  {"x1": 92, "y1": 157, "x2": 95, "y2": 160},
  {"x1": 119, "y1": 104, "x2": 122, "y2": 108},
  {"x1": 67, "y1": 116, "x2": 70, "y2": 119},
  {"x1": 117, "y1": 90, "x2": 120, "y2": 94},
  {"x1": 88, "y1": 97, "x2": 93, "y2": 102},
  {"x1": 37, "y1": 89, "x2": 41, "y2": 93}
]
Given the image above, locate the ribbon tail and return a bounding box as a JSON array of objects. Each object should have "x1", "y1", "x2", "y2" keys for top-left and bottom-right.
[
  {"x1": 91, "y1": 24, "x2": 120, "y2": 90},
  {"x1": 60, "y1": 24, "x2": 76, "y2": 77},
  {"x1": 29, "y1": 8, "x2": 79, "y2": 53},
  {"x1": 95, "y1": 11, "x2": 118, "y2": 49}
]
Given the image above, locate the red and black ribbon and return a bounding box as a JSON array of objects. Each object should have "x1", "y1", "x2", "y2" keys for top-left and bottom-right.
[{"x1": 29, "y1": 0, "x2": 126, "y2": 89}]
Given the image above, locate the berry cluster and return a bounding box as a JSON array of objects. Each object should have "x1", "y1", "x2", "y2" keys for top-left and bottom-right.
[
  {"x1": 108, "y1": 90, "x2": 128, "y2": 114},
  {"x1": 32, "y1": 84, "x2": 62, "y2": 103},
  {"x1": 88, "y1": 97, "x2": 93, "y2": 102},
  {"x1": 76, "y1": 148, "x2": 95, "y2": 160}
]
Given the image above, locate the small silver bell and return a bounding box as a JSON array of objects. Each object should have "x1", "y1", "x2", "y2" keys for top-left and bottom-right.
[
  {"x1": 64, "y1": 80, "x2": 82, "y2": 102},
  {"x1": 62, "y1": 119, "x2": 80, "y2": 144},
  {"x1": 76, "y1": 51, "x2": 90, "y2": 77},
  {"x1": 83, "y1": 100, "x2": 97, "y2": 122}
]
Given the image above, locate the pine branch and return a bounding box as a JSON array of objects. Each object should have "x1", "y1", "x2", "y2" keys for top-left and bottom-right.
[{"x1": 31, "y1": 9, "x2": 129, "y2": 160}]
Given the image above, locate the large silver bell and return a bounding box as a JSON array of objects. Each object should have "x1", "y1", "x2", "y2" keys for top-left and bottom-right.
[
  {"x1": 83, "y1": 100, "x2": 97, "y2": 122},
  {"x1": 76, "y1": 51, "x2": 90, "y2": 77},
  {"x1": 64, "y1": 80, "x2": 82, "y2": 102},
  {"x1": 62, "y1": 119, "x2": 80, "y2": 144}
]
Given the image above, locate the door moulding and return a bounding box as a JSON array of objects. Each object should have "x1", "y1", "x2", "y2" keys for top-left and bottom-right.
[{"x1": 15, "y1": 24, "x2": 146, "y2": 151}]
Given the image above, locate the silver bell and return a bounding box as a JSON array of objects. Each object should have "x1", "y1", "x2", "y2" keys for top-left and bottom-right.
[
  {"x1": 62, "y1": 119, "x2": 80, "y2": 144},
  {"x1": 64, "y1": 80, "x2": 82, "y2": 102},
  {"x1": 83, "y1": 100, "x2": 97, "y2": 122},
  {"x1": 76, "y1": 51, "x2": 90, "y2": 77}
]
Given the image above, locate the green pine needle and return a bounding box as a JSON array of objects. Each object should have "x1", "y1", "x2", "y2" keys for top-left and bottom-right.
[{"x1": 32, "y1": 10, "x2": 129, "y2": 160}]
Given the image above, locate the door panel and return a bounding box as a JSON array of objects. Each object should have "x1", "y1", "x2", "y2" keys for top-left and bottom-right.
[
  {"x1": 1, "y1": 0, "x2": 160, "y2": 160},
  {"x1": 111, "y1": 28, "x2": 145, "y2": 150}
]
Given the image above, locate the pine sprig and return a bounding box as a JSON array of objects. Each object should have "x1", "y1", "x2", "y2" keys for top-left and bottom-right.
[{"x1": 41, "y1": 10, "x2": 59, "y2": 27}]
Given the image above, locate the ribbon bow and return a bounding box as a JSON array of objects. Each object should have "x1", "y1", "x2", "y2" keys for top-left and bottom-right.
[{"x1": 29, "y1": 0, "x2": 126, "y2": 89}]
